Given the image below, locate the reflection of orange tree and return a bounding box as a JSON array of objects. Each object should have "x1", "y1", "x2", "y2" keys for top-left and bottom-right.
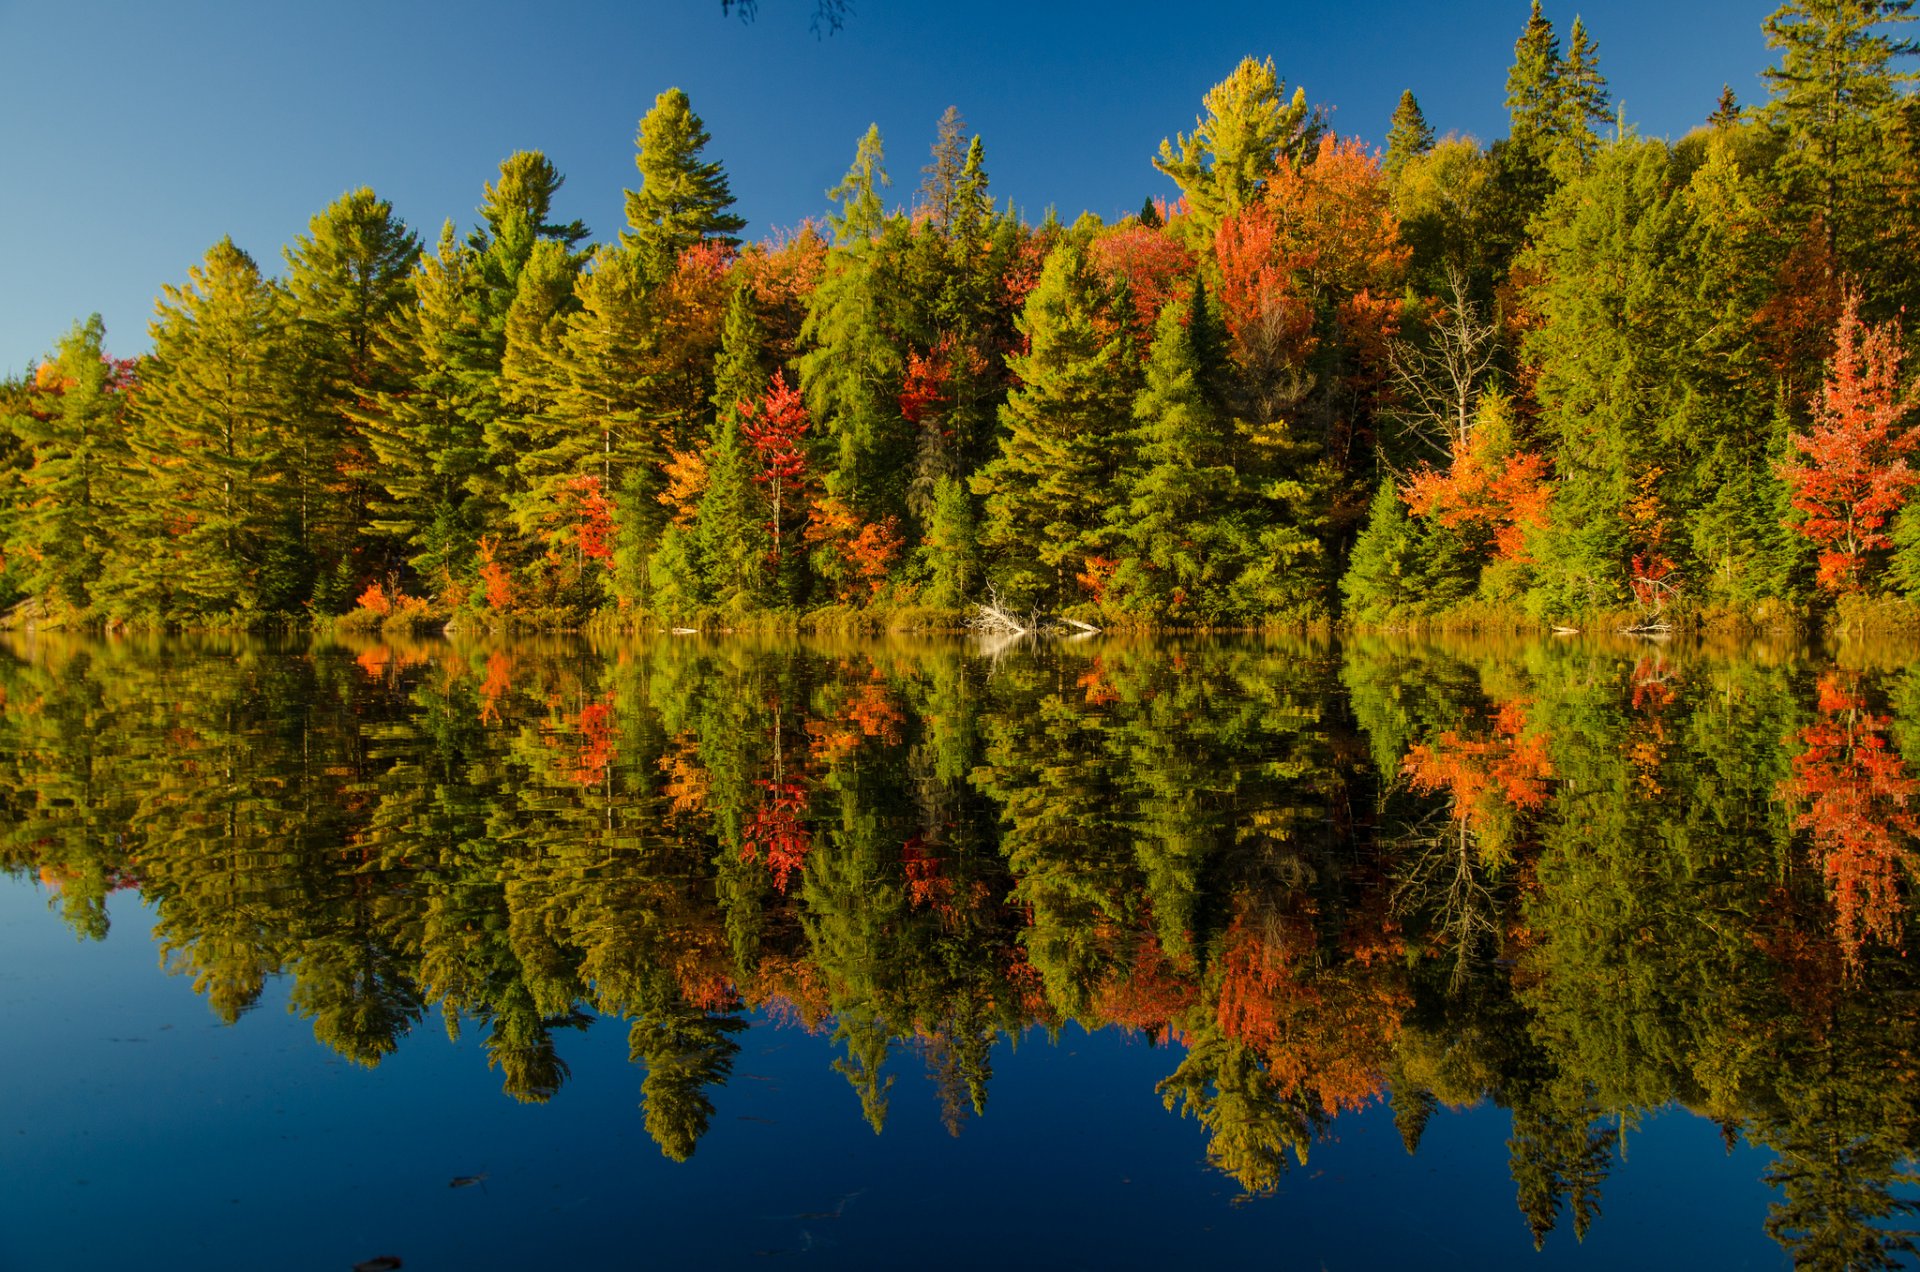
[
  {"x1": 1780, "y1": 673, "x2": 1920, "y2": 970},
  {"x1": 1403, "y1": 699, "x2": 1553, "y2": 857}
]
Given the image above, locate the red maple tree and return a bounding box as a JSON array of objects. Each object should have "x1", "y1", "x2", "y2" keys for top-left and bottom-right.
[
  {"x1": 738, "y1": 370, "x2": 811, "y2": 570},
  {"x1": 1778, "y1": 288, "x2": 1920, "y2": 591}
]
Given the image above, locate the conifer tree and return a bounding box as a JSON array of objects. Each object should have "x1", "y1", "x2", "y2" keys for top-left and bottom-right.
[
  {"x1": 1763, "y1": 0, "x2": 1918, "y2": 270},
  {"x1": 355, "y1": 224, "x2": 486, "y2": 598},
  {"x1": 623, "y1": 88, "x2": 746, "y2": 282},
  {"x1": 5, "y1": 316, "x2": 133, "y2": 612},
  {"x1": 1154, "y1": 57, "x2": 1324, "y2": 245},
  {"x1": 919, "y1": 106, "x2": 970, "y2": 237},
  {"x1": 1384, "y1": 90, "x2": 1436, "y2": 185},
  {"x1": 972, "y1": 242, "x2": 1135, "y2": 607},
  {"x1": 282, "y1": 187, "x2": 421, "y2": 606},
  {"x1": 124, "y1": 239, "x2": 294, "y2": 616},
  {"x1": 1116, "y1": 290, "x2": 1239, "y2": 616},
  {"x1": 1556, "y1": 18, "x2": 1612, "y2": 172},
  {"x1": 700, "y1": 283, "x2": 771, "y2": 605},
  {"x1": 827, "y1": 124, "x2": 890, "y2": 245},
  {"x1": 1505, "y1": 0, "x2": 1564, "y2": 151}
]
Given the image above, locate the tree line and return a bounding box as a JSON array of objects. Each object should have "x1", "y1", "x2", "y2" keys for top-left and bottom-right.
[
  {"x1": 6, "y1": 630, "x2": 1920, "y2": 1264},
  {"x1": 6, "y1": 1, "x2": 1920, "y2": 631}
]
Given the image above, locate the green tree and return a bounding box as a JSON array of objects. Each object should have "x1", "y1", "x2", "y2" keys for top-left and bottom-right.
[
  {"x1": 972, "y1": 242, "x2": 1135, "y2": 608},
  {"x1": 622, "y1": 88, "x2": 747, "y2": 282},
  {"x1": 282, "y1": 187, "x2": 421, "y2": 606},
  {"x1": 1384, "y1": 89, "x2": 1437, "y2": 186},
  {"x1": 1154, "y1": 57, "x2": 1324, "y2": 245},
  {"x1": 4, "y1": 317, "x2": 133, "y2": 613},
  {"x1": 1763, "y1": 0, "x2": 1917, "y2": 270},
  {"x1": 121, "y1": 239, "x2": 295, "y2": 617}
]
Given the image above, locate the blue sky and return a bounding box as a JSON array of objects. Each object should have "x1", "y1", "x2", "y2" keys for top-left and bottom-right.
[{"x1": 0, "y1": 0, "x2": 1775, "y2": 372}]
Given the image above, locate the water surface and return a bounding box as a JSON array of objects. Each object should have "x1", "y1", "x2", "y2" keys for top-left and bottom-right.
[{"x1": 1, "y1": 631, "x2": 1914, "y2": 1269}]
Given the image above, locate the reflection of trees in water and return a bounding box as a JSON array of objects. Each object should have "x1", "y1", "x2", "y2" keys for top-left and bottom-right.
[{"x1": 4, "y1": 630, "x2": 1920, "y2": 1263}]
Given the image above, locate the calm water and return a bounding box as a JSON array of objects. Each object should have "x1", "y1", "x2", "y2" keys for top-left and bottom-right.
[{"x1": 1, "y1": 630, "x2": 1915, "y2": 1270}]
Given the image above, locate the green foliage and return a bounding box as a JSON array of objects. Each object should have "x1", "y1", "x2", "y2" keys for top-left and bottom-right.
[
  {"x1": 1153, "y1": 56, "x2": 1323, "y2": 244},
  {"x1": 622, "y1": 87, "x2": 746, "y2": 282}
]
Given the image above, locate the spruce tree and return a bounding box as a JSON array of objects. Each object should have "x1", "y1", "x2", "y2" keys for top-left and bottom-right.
[
  {"x1": 1763, "y1": 0, "x2": 1918, "y2": 271},
  {"x1": 700, "y1": 283, "x2": 771, "y2": 606},
  {"x1": 1556, "y1": 18, "x2": 1611, "y2": 172},
  {"x1": 1117, "y1": 291, "x2": 1238, "y2": 617},
  {"x1": 972, "y1": 242, "x2": 1134, "y2": 608},
  {"x1": 1384, "y1": 90, "x2": 1436, "y2": 185},
  {"x1": 622, "y1": 88, "x2": 746, "y2": 282}
]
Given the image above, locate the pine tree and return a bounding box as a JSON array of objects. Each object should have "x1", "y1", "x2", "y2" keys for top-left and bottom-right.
[
  {"x1": 354, "y1": 223, "x2": 486, "y2": 599},
  {"x1": 282, "y1": 187, "x2": 421, "y2": 607},
  {"x1": 4, "y1": 316, "x2": 134, "y2": 613},
  {"x1": 1710, "y1": 84, "x2": 1743, "y2": 127},
  {"x1": 919, "y1": 474, "x2": 978, "y2": 607},
  {"x1": 1384, "y1": 90, "x2": 1436, "y2": 185},
  {"x1": 1154, "y1": 56, "x2": 1324, "y2": 244},
  {"x1": 123, "y1": 238, "x2": 294, "y2": 617},
  {"x1": 622, "y1": 88, "x2": 747, "y2": 282}
]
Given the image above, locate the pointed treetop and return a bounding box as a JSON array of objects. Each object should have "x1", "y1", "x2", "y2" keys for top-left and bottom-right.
[
  {"x1": 828, "y1": 123, "x2": 890, "y2": 244},
  {"x1": 1505, "y1": 0, "x2": 1564, "y2": 147},
  {"x1": 1556, "y1": 16, "x2": 1611, "y2": 166},
  {"x1": 919, "y1": 106, "x2": 971, "y2": 235},
  {"x1": 1385, "y1": 89, "x2": 1436, "y2": 182},
  {"x1": 623, "y1": 87, "x2": 746, "y2": 278},
  {"x1": 1710, "y1": 84, "x2": 1742, "y2": 127}
]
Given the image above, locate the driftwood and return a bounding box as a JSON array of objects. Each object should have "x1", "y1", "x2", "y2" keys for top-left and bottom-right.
[{"x1": 965, "y1": 584, "x2": 1101, "y2": 639}]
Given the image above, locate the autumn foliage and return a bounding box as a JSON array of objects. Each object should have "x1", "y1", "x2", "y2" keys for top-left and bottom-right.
[
  {"x1": 1778, "y1": 289, "x2": 1920, "y2": 591},
  {"x1": 1781, "y1": 673, "x2": 1920, "y2": 970}
]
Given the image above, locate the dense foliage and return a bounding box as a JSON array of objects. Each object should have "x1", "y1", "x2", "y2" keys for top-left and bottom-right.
[{"x1": 8, "y1": 3, "x2": 1920, "y2": 632}]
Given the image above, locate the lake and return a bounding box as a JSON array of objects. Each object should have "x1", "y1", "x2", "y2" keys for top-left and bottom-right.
[{"x1": 0, "y1": 629, "x2": 1914, "y2": 1270}]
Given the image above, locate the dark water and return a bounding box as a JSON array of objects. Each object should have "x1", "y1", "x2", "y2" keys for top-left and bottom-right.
[{"x1": 1, "y1": 630, "x2": 1915, "y2": 1270}]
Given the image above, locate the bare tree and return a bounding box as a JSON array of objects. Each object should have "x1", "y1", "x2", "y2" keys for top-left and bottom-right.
[{"x1": 1387, "y1": 262, "x2": 1501, "y2": 464}]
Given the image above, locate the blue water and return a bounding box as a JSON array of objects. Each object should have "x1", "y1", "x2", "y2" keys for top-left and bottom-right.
[{"x1": 0, "y1": 881, "x2": 1786, "y2": 1271}]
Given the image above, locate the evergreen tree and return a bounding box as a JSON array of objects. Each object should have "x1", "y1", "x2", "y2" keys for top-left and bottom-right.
[
  {"x1": 622, "y1": 88, "x2": 747, "y2": 282},
  {"x1": 1763, "y1": 0, "x2": 1918, "y2": 274},
  {"x1": 1116, "y1": 290, "x2": 1238, "y2": 617},
  {"x1": 4, "y1": 316, "x2": 133, "y2": 612},
  {"x1": 354, "y1": 223, "x2": 486, "y2": 599},
  {"x1": 700, "y1": 283, "x2": 771, "y2": 605},
  {"x1": 1506, "y1": 0, "x2": 1565, "y2": 150},
  {"x1": 1154, "y1": 56, "x2": 1324, "y2": 244},
  {"x1": 972, "y1": 242, "x2": 1135, "y2": 608},
  {"x1": 282, "y1": 187, "x2": 421, "y2": 606},
  {"x1": 122, "y1": 239, "x2": 294, "y2": 617},
  {"x1": 1556, "y1": 18, "x2": 1612, "y2": 172},
  {"x1": 1384, "y1": 89, "x2": 1436, "y2": 185}
]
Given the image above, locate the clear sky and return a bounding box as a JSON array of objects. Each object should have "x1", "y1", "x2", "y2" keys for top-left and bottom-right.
[{"x1": 0, "y1": 0, "x2": 1776, "y2": 373}]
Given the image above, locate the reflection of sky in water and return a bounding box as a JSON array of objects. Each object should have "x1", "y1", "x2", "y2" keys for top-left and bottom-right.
[{"x1": 0, "y1": 884, "x2": 1783, "y2": 1271}]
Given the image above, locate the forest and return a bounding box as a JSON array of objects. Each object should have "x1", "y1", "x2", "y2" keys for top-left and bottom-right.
[
  {"x1": 6, "y1": 1, "x2": 1920, "y2": 634},
  {"x1": 6, "y1": 630, "x2": 1920, "y2": 1265}
]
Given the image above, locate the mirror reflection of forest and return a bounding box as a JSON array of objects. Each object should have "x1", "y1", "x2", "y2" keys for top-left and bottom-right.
[{"x1": 5, "y1": 630, "x2": 1919, "y2": 1267}]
